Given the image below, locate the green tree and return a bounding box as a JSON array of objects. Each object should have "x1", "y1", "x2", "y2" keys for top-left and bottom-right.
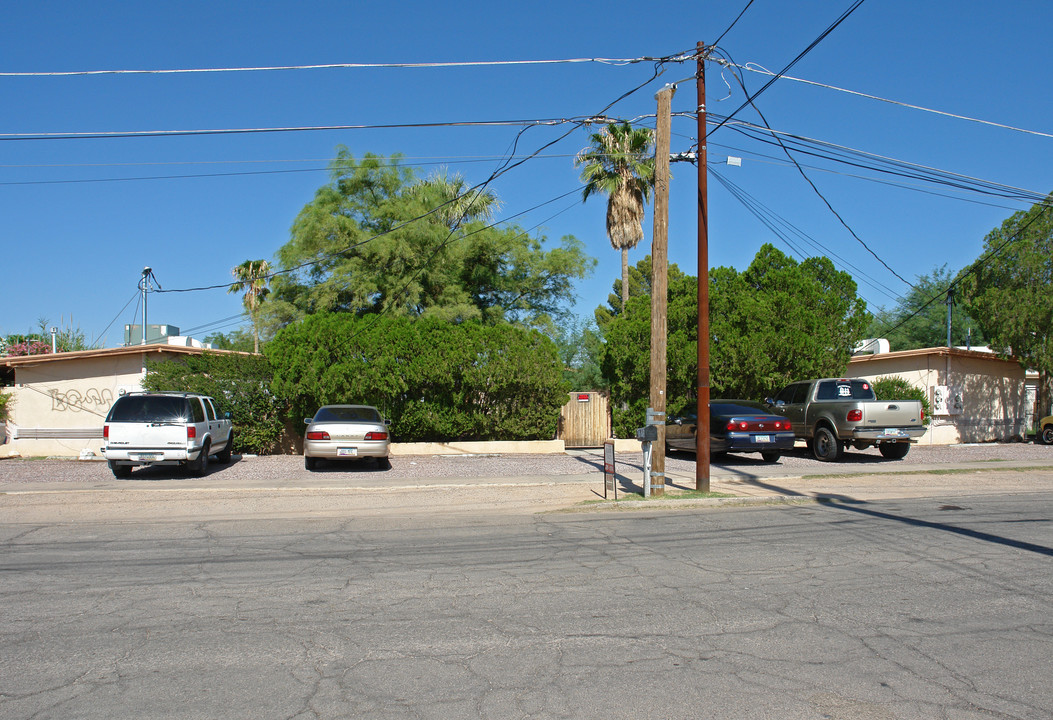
[
  {"x1": 958, "y1": 195, "x2": 1053, "y2": 415},
  {"x1": 575, "y1": 121, "x2": 655, "y2": 313},
  {"x1": 594, "y1": 255, "x2": 687, "y2": 329},
  {"x1": 204, "y1": 328, "x2": 257, "y2": 353},
  {"x1": 600, "y1": 245, "x2": 871, "y2": 436},
  {"x1": 267, "y1": 313, "x2": 569, "y2": 442},
  {"x1": 867, "y1": 265, "x2": 986, "y2": 350},
  {"x1": 228, "y1": 259, "x2": 271, "y2": 353},
  {"x1": 265, "y1": 149, "x2": 593, "y2": 332},
  {"x1": 544, "y1": 316, "x2": 606, "y2": 390},
  {"x1": 143, "y1": 352, "x2": 285, "y2": 455}
]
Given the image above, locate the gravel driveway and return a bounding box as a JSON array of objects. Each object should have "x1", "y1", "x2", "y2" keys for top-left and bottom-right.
[{"x1": 0, "y1": 442, "x2": 1049, "y2": 486}]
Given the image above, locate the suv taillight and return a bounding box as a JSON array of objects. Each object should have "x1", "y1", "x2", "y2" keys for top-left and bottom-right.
[
  {"x1": 847, "y1": 409, "x2": 863, "y2": 422},
  {"x1": 187, "y1": 426, "x2": 197, "y2": 439},
  {"x1": 103, "y1": 425, "x2": 109, "y2": 439}
]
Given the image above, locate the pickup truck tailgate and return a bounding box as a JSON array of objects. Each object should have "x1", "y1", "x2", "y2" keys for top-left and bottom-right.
[{"x1": 864, "y1": 402, "x2": 921, "y2": 426}]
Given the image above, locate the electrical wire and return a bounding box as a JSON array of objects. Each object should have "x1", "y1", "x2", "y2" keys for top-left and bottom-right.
[
  {"x1": 90, "y1": 290, "x2": 141, "y2": 348},
  {"x1": 727, "y1": 62, "x2": 1053, "y2": 141},
  {"x1": 707, "y1": 0, "x2": 868, "y2": 137},
  {"x1": 720, "y1": 117, "x2": 1050, "y2": 205},
  {"x1": 0, "y1": 116, "x2": 603, "y2": 142},
  {"x1": 872, "y1": 203, "x2": 1052, "y2": 339},
  {"x1": 706, "y1": 44, "x2": 914, "y2": 288},
  {"x1": 0, "y1": 55, "x2": 654, "y2": 77},
  {"x1": 713, "y1": 0, "x2": 756, "y2": 46},
  {"x1": 710, "y1": 165, "x2": 905, "y2": 303}
]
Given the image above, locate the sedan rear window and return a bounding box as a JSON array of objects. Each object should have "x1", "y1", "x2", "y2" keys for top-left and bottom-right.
[
  {"x1": 711, "y1": 402, "x2": 768, "y2": 416},
  {"x1": 314, "y1": 406, "x2": 382, "y2": 423}
]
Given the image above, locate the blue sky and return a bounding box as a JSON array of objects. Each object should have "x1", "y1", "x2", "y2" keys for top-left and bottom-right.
[{"x1": 2, "y1": 1, "x2": 1051, "y2": 348}]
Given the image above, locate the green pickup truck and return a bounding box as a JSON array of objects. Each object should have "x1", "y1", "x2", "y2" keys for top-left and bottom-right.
[{"x1": 766, "y1": 378, "x2": 925, "y2": 461}]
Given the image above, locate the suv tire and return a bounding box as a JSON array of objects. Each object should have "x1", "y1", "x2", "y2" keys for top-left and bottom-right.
[
  {"x1": 109, "y1": 461, "x2": 132, "y2": 479},
  {"x1": 216, "y1": 431, "x2": 233, "y2": 463},
  {"x1": 186, "y1": 440, "x2": 211, "y2": 477}
]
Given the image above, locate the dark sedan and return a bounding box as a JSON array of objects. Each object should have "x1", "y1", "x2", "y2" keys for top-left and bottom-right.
[{"x1": 666, "y1": 400, "x2": 796, "y2": 462}]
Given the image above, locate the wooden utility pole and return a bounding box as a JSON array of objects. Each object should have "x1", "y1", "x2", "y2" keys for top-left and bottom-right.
[
  {"x1": 696, "y1": 42, "x2": 711, "y2": 492},
  {"x1": 650, "y1": 84, "x2": 675, "y2": 497}
]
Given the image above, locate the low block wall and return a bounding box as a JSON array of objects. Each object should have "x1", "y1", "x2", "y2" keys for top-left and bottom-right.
[{"x1": 390, "y1": 440, "x2": 567, "y2": 456}]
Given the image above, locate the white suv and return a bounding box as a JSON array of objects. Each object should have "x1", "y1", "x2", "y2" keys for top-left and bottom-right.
[{"x1": 103, "y1": 392, "x2": 234, "y2": 478}]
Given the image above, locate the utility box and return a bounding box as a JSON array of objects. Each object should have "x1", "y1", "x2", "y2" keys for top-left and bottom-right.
[{"x1": 124, "y1": 324, "x2": 180, "y2": 346}]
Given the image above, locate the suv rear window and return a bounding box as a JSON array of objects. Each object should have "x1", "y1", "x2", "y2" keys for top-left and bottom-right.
[{"x1": 106, "y1": 395, "x2": 190, "y2": 423}]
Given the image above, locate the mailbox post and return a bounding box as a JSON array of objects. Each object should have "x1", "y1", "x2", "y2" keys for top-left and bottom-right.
[{"x1": 635, "y1": 407, "x2": 665, "y2": 497}]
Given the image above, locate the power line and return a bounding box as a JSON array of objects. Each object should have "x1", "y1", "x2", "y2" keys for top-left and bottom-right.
[
  {"x1": 706, "y1": 44, "x2": 914, "y2": 288},
  {"x1": 706, "y1": 0, "x2": 868, "y2": 137},
  {"x1": 721, "y1": 117, "x2": 1050, "y2": 204},
  {"x1": 713, "y1": 0, "x2": 756, "y2": 46},
  {"x1": 0, "y1": 55, "x2": 655, "y2": 78},
  {"x1": 872, "y1": 203, "x2": 1052, "y2": 339},
  {"x1": 710, "y1": 166, "x2": 905, "y2": 303},
  {"x1": 726, "y1": 62, "x2": 1053, "y2": 141},
  {"x1": 0, "y1": 116, "x2": 606, "y2": 142}
]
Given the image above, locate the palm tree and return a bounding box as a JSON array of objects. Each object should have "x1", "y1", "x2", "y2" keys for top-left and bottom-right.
[
  {"x1": 228, "y1": 259, "x2": 272, "y2": 353},
  {"x1": 575, "y1": 121, "x2": 655, "y2": 312}
]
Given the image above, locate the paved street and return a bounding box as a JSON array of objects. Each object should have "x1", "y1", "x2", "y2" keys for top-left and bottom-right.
[{"x1": 2, "y1": 466, "x2": 1052, "y2": 718}]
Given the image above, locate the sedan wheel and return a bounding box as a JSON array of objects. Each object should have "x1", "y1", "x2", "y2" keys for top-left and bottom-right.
[
  {"x1": 760, "y1": 451, "x2": 781, "y2": 463},
  {"x1": 305, "y1": 456, "x2": 318, "y2": 471}
]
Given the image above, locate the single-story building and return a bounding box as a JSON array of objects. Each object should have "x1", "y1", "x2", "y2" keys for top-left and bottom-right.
[
  {"x1": 0, "y1": 343, "x2": 246, "y2": 458},
  {"x1": 847, "y1": 346, "x2": 1029, "y2": 444}
]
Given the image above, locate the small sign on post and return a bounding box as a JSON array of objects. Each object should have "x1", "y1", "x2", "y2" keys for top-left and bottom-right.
[{"x1": 603, "y1": 440, "x2": 617, "y2": 500}]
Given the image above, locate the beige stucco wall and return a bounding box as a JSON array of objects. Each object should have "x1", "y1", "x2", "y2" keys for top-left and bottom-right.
[
  {"x1": 2, "y1": 354, "x2": 146, "y2": 457},
  {"x1": 848, "y1": 350, "x2": 1028, "y2": 445}
]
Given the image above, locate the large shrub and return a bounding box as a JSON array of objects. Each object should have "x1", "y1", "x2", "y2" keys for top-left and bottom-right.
[
  {"x1": 143, "y1": 352, "x2": 285, "y2": 454},
  {"x1": 267, "y1": 314, "x2": 568, "y2": 442},
  {"x1": 871, "y1": 376, "x2": 931, "y2": 425}
]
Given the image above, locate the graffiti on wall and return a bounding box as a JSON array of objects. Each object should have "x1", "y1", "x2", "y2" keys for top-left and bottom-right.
[{"x1": 50, "y1": 387, "x2": 114, "y2": 414}]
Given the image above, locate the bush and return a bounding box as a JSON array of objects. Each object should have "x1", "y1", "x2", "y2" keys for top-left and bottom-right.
[
  {"x1": 267, "y1": 314, "x2": 569, "y2": 442},
  {"x1": 871, "y1": 376, "x2": 931, "y2": 424},
  {"x1": 143, "y1": 352, "x2": 285, "y2": 454}
]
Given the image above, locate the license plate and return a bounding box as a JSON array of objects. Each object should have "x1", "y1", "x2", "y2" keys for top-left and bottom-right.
[
  {"x1": 133, "y1": 453, "x2": 161, "y2": 461},
  {"x1": 754, "y1": 435, "x2": 772, "y2": 444},
  {"x1": 884, "y1": 428, "x2": 904, "y2": 437},
  {"x1": 337, "y1": 447, "x2": 358, "y2": 457}
]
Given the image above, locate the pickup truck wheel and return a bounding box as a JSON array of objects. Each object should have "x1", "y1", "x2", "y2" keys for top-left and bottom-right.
[
  {"x1": 216, "y1": 431, "x2": 233, "y2": 463},
  {"x1": 760, "y1": 451, "x2": 781, "y2": 463},
  {"x1": 812, "y1": 427, "x2": 843, "y2": 462},
  {"x1": 879, "y1": 442, "x2": 910, "y2": 460},
  {"x1": 186, "y1": 441, "x2": 210, "y2": 477},
  {"x1": 1040, "y1": 424, "x2": 1053, "y2": 446},
  {"x1": 108, "y1": 461, "x2": 131, "y2": 479}
]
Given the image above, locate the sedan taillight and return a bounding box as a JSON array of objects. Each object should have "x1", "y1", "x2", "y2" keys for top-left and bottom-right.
[
  {"x1": 306, "y1": 431, "x2": 330, "y2": 441},
  {"x1": 365, "y1": 431, "x2": 389, "y2": 441}
]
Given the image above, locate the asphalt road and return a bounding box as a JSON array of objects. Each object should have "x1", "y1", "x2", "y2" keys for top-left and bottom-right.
[{"x1": 2, "y1": 491, "x2": 1052, "y2": 719}]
